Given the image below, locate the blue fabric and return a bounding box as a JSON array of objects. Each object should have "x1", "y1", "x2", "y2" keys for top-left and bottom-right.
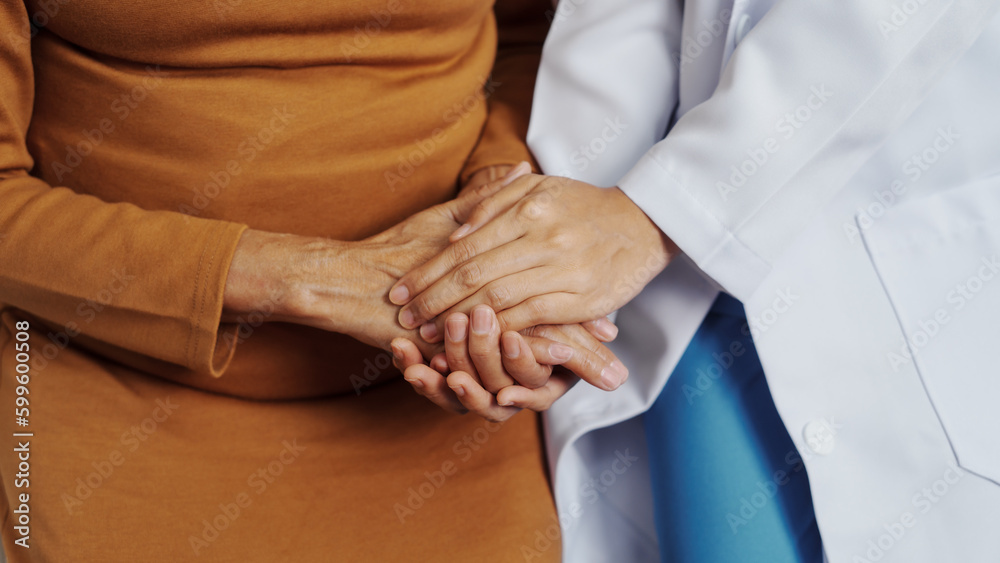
[{"x1": 643, "y1": 293, "x2": 823, "y2": 563}]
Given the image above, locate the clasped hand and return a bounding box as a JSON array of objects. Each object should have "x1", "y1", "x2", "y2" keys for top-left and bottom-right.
[{"x1": 392, "y1": 163, "x2": 679, "y2": 422}]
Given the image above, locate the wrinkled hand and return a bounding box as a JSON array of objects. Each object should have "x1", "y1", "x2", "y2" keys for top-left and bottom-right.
[
  {"x1": 388, "y1": 171, "x2": 680, "y2": 341},
  {"x1": 223, "y1": 176, "x2": 512, "y2": 357}
]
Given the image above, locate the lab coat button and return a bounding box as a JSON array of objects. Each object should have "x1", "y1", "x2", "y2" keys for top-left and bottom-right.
[{"x1": 803, "y1": 420, "x2": 836, "y2": 455}]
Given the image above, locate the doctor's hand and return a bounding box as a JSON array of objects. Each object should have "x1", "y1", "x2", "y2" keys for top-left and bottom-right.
[{"x1": 388, "y1": 171, "x2": 680, "y2": 341}]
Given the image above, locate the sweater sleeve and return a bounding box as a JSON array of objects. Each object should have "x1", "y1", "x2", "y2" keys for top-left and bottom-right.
[
  {"x1": 0, "y1": 2, "x2": 247, "y2": 377},
  {"x1": 460, "y1": 0, "x2": 552, "y2": 183}
]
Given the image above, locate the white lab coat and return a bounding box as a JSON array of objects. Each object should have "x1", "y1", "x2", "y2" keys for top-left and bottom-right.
[{"x1": 527, "y1": 1, "x2": 1000, "y2": 562}]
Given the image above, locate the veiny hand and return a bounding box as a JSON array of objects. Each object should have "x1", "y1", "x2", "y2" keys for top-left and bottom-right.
[
  {"x1": 387, "y1": 170, "x2": 680, "y2": 341},
  {"x1": 221, "y1": 178, "x2": 514, "y2": 357},
  {"x1": 222, "y1": 164, "x2": 618, "y2": 361},
  {"x1": 390, "y1": 306, "x2": 627, "y2": 422}
]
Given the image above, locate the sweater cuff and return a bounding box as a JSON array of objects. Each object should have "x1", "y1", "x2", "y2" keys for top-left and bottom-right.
[{"x1": 186, "y1": 220, "x2": 248, "y2": 377}]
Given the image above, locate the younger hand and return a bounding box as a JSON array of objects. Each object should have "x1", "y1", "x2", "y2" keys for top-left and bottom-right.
[{"x1": 388, "y1": 171, "x2": 680, "y2": 341}]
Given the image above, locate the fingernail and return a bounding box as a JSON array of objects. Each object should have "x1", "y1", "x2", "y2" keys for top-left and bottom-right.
[
  {"x1": 471, "y1": 307, "x2": 492, "y2": 335},
  {"x1": 406, "y1": 378, "x2": 424, "y2": 389},
  {"x1": 420, "y1": 323, "x2": 438, "y2": 341},
  {"x1": 446, "y1": 316, "x2": 468, "y2": 342},
  {"x1": 389, "y1": 285, "x2": 409, "y2": 304},
  {"x1": 399, "y1": 308, "x2": 416, "y2": 329},
  {"x1": 391, "y1": 343, "x2": 403, "y2": 362},
  {"x1": 502, "y1": 333, "x2": 520, "y2": 358},
  {"x1": 498, "y1": 398, "x2": 514, "y2": 407},
  {"x1": 600, "y1": 361, "x2": 629, "y2": 389},
  {"x1": 451, "y1": 384, "x2": 466, "y2": 397},
  {"x1": 451, "y1": 224, "x2": 472, "y2": 240},
  {"x1": 549, "y1": 343, "x2": 574, "y2": 362},
  {"x1": 598, "y1": 321, "x2": 619, "y2": 341}
]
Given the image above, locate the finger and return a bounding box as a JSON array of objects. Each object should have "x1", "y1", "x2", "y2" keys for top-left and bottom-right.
[
  {"x1": 403, "y1": 363, "x2": 468, "y2": 414},
  {"x1": 495, "y1": 370, "x2": 579, "y2": 411},
  {"x1": 499, "y1": 331, "x2": 552, "y2": 389},
  {"x1": 451, "y1": 163, "x2": 534, "y2": 241},
  {"x1": 430, "y1": 353, "x2": 449, "y2": 374},
  {"x1": 582, "y1": 317, "x2": 619, "y2": 342},
  {"x1": 447, "y1": 371, "x2": 521, "y2": 423},
  {"x1": 495, "y1": 293, "x2": 593, "y2": 334},
  {"x1": 444, "y1": 313, "x2": 478, "y2": 380},
  {"x1": 468, "y1": 305, "x2": 515, "y2": 394},
  {"x1": 449, "y1": 166, "x2": 519, "y2": 221},
  {"x1": 396, "y1": 231, "x2": 543, "y2": 330},
  {"x1": 419, "y1": 266, "x2": 575, "y2": 344},
  {"x1": 389, "y1": 194, "x2": 532, "y2": 312},
  {"x1": 521, "y1": 329, "x2": 628, "y2": 391},
  {"x1": 391, "y1": 338, "x2": 426, "y2": 372}
]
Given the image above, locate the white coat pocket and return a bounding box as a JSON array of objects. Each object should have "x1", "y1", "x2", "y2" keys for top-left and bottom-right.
[{"x1": 860, "y1": 175, "x2": 1000, "y2": 485}]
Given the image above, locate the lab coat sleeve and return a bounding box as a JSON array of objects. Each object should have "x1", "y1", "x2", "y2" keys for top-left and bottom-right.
[
  {"x1": 618, "y1": 0, "x2": 1000, "y2": 301},
  {"x1": 527, "y1": 0, "x2": 684, "y2": 189}
]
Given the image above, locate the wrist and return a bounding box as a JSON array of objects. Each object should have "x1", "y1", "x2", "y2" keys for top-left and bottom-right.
[
  {"x1": 612, "y1": 186, "x2": 680, "y2": 265},
  {"x1": 223, "y1": 229, "x2": 350, "y2": 327}
]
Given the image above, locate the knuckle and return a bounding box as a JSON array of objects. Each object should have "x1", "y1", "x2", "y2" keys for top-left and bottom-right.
[
  {"x1": 409, "y1": 298, "x2": 437, "y2": 324},
  {"x1": 578, "y1": 354, "x2": 600, "y2": 377},
  {"x1": 455, "y1": 261, "x2": 483, "y2": 290},
  {"x1": 484, "y1": 284, "x2": 511, "y2": 310},
  {"x1": 549, "y1": 230, "x2": 574, "y2": 251},
  {"x1": 515, "y1": 199, "x2": 543, "y2": 222},
  {"x1": 451, "y1": 238, "x2": 478, "y2": 265},
  {"x1": 471, "y1": 199, "x2": 494, "y2": 221},
  {"x1": 531, "y1": 325, "x2": 558, "y2": 341},
  {"x1": 528, "y1": 298, "x2": 550, "y2": 323}
]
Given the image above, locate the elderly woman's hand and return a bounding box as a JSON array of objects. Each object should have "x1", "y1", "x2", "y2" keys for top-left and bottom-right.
[
  {"x1": 222, "y1": 167, "x2": 621, "y2": 363},
  {"x1": 388, "y1": 172, "x2": 680, "y2": 340},
  {"x1": 221, "y1": 189, "x2": 487, "y2": 358}
]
